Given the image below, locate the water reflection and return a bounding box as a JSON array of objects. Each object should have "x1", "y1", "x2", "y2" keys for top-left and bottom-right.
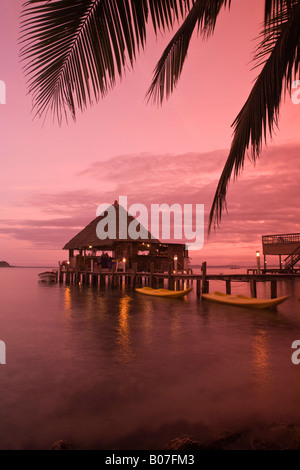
[
  {"x1": 64, "y1": 286, "x2": 72, "y2": 314},
  {"x1": 251, "y1": 329, "x2": 271, "y2": 393},
  {"x1": 139, "y1": 298, "x2": 154, "y2": 347},
  {"x1": 117, "y1": 295, "x2": 134, "y2": 364}
]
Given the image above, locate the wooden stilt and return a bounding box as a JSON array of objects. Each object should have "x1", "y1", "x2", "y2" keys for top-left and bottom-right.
[
  {"x1": 226, "y1": 280, "x2": 231, "y2": 295},
  {"x1": 168, "y1": 263, "x2": 172, "y2": 290},
  {"x1": 250, "y1": 279, "x2": 257, "y2": 298},
  {"x1": 201, "y1": 262, "x2": 209, "y2": 293},
  {"x1": 270, "y1": 280, "x2": 277, "y2": 298},
  {"x1": 150, "y1": 263, "x2": 154, "y2": 288},
  {"x1": 196, "y1": 278, "x2": 201, "y2": 298}
]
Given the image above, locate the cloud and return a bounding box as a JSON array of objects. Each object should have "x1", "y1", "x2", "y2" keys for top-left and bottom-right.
[{"x1": 2, "y1": 143, "x2": 300, "y2": 260}]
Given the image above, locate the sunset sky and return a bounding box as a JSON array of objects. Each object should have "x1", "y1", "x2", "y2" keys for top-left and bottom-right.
[{"x1": 1, "y1": 0, "x2": 300, "y2": 267}]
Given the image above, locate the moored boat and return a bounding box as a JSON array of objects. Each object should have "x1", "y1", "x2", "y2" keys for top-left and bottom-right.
[
  {"x1": 38, "y1": 271, "x2": 57, "y2": 283},
  {"x1": 202, "y1": 291, "x2": 289, "y2": 309},
  {"x1": 135, "y1": 287, "x2": 193, "y2": 298}
]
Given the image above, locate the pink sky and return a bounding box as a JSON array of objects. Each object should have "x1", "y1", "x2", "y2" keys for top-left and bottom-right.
[{"x1": 0, "y1": 0, "x2": 300, "y2": 267}]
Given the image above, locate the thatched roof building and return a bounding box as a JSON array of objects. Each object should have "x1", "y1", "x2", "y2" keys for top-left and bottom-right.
[
  {"x1": 63, "y1": 200, "x2": 189, "y2": 272},
  {"x1": 63, "y1": 200, "x2": 160, "y2": 251}
]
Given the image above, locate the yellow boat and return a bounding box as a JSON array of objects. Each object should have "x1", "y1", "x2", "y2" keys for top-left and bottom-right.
[
  {"x1": 135, "y1": 287, "x2": 193, "y2": 298},
  {"x1": 202, "y1": 291, "x2": 289, "y2": 309}
]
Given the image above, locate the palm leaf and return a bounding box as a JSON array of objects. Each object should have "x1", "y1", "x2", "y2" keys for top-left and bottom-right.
[
  {"x1": 20, "y1": 0, "x2": 190, "y2": 122},
  {"x1": 209, "y1": 1, "x2": 300, "y2": 230},
  {"x1": 264, "y1": 0, "x2": 294, "y2": 23},
  {"x1": 147, "y1": 0, "x2": 231, "y2": 104}
]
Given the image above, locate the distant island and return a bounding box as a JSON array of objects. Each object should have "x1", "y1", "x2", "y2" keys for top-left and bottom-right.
[{"x1": 0, "y1": 261, "x2": 11, "y2": 267}]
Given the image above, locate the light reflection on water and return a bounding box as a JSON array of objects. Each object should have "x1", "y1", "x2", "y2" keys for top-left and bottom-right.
[
  {"x1": 117, "y1": 295, "x2": 134, "y2": 364},
  {"x1": 0, "y1": 268, "x2": 300, "y2": 449},
  {"x1": 251, "y1": 329, "x2": 272, "y2": 394}
]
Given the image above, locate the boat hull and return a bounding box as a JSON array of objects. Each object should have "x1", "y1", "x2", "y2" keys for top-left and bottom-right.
[
  {"x1": 202, "y1": 291, "x2": 289, "y2": 309},
  {"x1": 38, "y1": 271, "x2": 57, "y2": 283},
  {"x1": 135, "y1": 287, "x2": 193, "y2": 298}
]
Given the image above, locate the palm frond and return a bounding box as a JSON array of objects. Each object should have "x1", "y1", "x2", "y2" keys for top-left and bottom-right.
[
  {"x1": 209, "y1": 1, "x2": 300, "y2": 231},
  {"x1": 20, "y1": 0, "x2": 190, "y2": 122},
  {"x1": 146, "y1": 0, "x2": 231, "y2": 104},
  {"x1": 264, "y1": 0, "x2": 295, "y2": 24}
]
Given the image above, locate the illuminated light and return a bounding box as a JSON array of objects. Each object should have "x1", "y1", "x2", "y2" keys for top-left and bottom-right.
[
  {"x1": 147, "y1": 244, "x2": 150, "y2": 247},
  {"x1": 256, "y1": 251, "x2": 261, "y2": 274},
  {"x1": 174, "y1": 255, "x2": 178, "y2": 261},
  {"x1": 89, "y1": 245, "x2": 93, "y2": 249},
  {"x1": 67, "y1": 261, "x2": 70, "y2": 265},
  {"x1": 122, "y1": 258, "x2": 126, "y2": 263}
]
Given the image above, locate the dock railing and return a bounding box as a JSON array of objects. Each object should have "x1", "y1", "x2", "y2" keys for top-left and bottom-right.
[{"x1": 262, "y1": 233, "x2": 300, "y2": 245}]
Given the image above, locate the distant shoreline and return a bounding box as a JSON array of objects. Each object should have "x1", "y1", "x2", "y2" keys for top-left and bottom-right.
[
  {"x1": 0, "y1": 265, "x2": 57, "y2": 269},
  {"x1": 1, "y1": 264, "x2": 274, "y2": 269}
]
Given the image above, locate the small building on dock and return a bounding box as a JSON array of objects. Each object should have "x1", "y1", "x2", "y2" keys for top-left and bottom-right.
[
  {"x1": 262, "y1": 232, "x2": 300, "y2": 271},
  {"x1": 63, "y1": 200, "x2": 190, "y2": 273}
]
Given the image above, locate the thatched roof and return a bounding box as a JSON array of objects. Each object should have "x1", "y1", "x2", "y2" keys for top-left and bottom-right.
[{"x1": 63, "y1": 200, "x2": 160, "y2": 250}]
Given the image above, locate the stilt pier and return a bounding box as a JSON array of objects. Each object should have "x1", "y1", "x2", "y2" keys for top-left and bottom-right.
[{"x1": 55, "y1": 262, "x2": 300, "y2": 299}]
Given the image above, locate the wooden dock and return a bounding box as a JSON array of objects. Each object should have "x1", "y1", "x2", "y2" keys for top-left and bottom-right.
[{"x1": 56, "y1": 262, "x2": 300, "y2": 299}]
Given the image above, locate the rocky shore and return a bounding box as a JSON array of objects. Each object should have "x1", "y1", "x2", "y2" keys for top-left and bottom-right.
[{"x1": 50, "y1": 422, "x2": 300, "y2": 450}]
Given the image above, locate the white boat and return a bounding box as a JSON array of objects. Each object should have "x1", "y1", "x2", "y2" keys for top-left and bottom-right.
[{"x1": 38, "y1": 271, "x2": 57, "y2": 283}]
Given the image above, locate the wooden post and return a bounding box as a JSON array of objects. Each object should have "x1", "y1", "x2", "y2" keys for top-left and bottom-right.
[
  {"x1": 168, "y1": 263, "x2": 172, "y2": 290},
  {"x1": 201, "y1": 262, "x2": 209, "y2": 294},
  {"x1": 59, "y1": 266, "x2": 63, "y2": 283},
  {"x1": 111, "y1": 265, "x2": 116, "y2": 289},
  {"x1": 270, "y1": 280, "x2": 277, "y2": 299},
  {"x1": 226, "y1": 279, "x2": 231, "y2": 295},
  {"x1": 150, "y1": 263, "x2": 154, "y2": 288},
  {"x1": 132, "y1": 263, "x2": 137, "y2": 290},
  {"x1": 196, "y1": 278, "x2": 201, "y2": 299},
  {"x1": 250, "y1": 279, "x2": 257, "y2": 298}
]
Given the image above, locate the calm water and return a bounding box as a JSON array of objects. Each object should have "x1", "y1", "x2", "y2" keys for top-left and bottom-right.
[{"x1": 0, "y1": 267, "x2": 300, "y2": 450}]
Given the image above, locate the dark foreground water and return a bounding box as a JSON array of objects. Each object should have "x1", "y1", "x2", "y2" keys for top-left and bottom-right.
[{"x1": 0, "y1": 267, "x2": 300, "y2": 450}]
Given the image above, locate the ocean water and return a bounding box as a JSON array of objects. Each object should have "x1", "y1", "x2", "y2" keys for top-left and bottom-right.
[{"x1": 0, "y1": 267, "x2": 300, "y2": 450}]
